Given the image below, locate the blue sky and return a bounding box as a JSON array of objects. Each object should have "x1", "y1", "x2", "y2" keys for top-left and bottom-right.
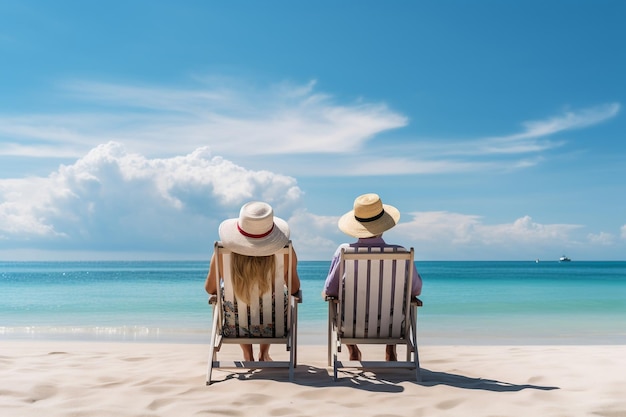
[{"x1": 0, "y1": 0, "x2": 624, "y2": 261}]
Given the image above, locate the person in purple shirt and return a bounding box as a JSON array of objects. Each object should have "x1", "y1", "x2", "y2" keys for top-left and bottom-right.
[{"x1": 322, "y1": 193, "x2": 423, "y2": 362}]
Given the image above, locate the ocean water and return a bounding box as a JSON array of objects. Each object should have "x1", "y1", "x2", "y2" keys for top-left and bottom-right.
[{"x1": 1, "y1": 260, "x2": 625, "y2": 345}]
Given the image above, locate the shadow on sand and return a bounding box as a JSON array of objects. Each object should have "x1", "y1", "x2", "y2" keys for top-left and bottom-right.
[
  {"x1": 418, "y1": 368, "x2": 559, "y2": 392},
  {"x1": 209, "y1": 365, "x2": 560, "y2": 394}
]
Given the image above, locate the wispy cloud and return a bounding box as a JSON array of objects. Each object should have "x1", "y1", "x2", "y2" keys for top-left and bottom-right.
[
  {"x1": 232, "y1": 102, "x2": 620, "y2": 176},
  {"x1": 0, "y1": 78, "x2": 407, "y2": 159},
  {"x1": 404, "y1": 103, "x2": 620, "y2": 158},
  {"x1": 476, "y1": 102, "x2": 621, "y2": 155},
  {"x1": 517, "y1": 103, "x2": 621, "y2": 139},
  {"x1": 0, "y1": 77, "x2": 620, "y2": 177}
]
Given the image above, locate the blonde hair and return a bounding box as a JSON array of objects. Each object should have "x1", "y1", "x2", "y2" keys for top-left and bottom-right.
[{"x1": 230, "y1": 253, "x2": 276, "y2": 305}]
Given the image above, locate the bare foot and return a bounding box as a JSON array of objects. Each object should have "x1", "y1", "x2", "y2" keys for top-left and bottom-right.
[
  {"x1": 347, "y1": 345, "x2": 362, "y2": 361},
  {"x1": 241, "y1": 344, "x2": 254, "y2": 361},
  {"x1": 258, "y1": 344, "x2": 272, "y2": 361}
]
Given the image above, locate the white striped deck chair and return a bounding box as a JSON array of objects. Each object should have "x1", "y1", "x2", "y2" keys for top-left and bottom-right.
[
  {"x1": 326, "y1": 246, "x2": 422, "y2": 381},
  {"x1": 206, "y1": 241, "x2": 301, "y2": 385}
]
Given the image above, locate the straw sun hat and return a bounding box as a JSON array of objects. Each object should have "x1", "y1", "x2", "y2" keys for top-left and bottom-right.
[
  {"x1": 338, "y1": 193, "x2": 400, "y2": 238},
  {"x1": 218, "y1": 201, "x2": 290, "y2": 256}
]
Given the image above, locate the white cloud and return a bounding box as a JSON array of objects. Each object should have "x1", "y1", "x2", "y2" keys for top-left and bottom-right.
[
  {"x1": 620, "y1": 225, "x2": 626, "y2": 240},
  {"x1": 0, "y1": 79, "x2": 407, "y2": 159},
  {"x1": 0, "y1": 142, "x2": 303, "y2": 255},
  {"x1": 390, "y1": 212, "x2": 584, "y2": 260},
  {"x1": 292, "y1": 210, "x2": 590, "y2": 260},
  {"x1": 2, "y1": 142, "x2": 624, "y2": 260},
  {"x1": 0, "y1": 76, "x2": 623, "y2": 259},
  {"x1": 518, "y1": 103, "x2": 620, "y2": 139},
  {"x1": 287, "y1": 209, "x2": 342, "y2": 260},
  {"x1": 587, "y1": 232, "x2": 615, "y2": 246},
  {"x1": 472, "y1": 103, "x2": 621, "y2": 155},
  {"x1": 480, "y1": 215, "x2": 582, "y2": 244},
  {"x1": 408, "y1": 103, "x2": 620, "y2": 159},
  {"x1": 0, "y1": 76, "x2": 620, "y2": 177},
  {"x1": 245, "y1": 103, "x2": 621, "y2": 177}
]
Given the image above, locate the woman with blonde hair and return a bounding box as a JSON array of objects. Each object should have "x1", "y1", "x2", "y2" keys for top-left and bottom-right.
[{"x1": 204, "y1": 201, "x2": 300, "y2": 361}]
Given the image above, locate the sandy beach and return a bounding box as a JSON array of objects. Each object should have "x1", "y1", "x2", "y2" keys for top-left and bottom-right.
[{"x1": 1, "y1": 341, "x2": 625, "y2": 417}]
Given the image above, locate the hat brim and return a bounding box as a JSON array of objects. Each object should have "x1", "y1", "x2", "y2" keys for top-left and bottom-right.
[
  {"x1": 218, "y1": 216, "x2": 290, "y2": 256},
  {"x1": 338, "y1": 204, "x2": 400, "y2": 238}
]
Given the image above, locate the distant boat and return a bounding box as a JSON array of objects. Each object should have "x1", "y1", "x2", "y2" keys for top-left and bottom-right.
[{"x1": 559, "y1": 255, "x2": 571, "y2": 262}]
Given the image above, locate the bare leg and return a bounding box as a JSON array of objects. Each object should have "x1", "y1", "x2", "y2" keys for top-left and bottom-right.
[
  {"x1": 385, "y1": 345, "x2": 397, "y2": 361},
  {"x1": 347, "y1": 344, "x2": 362, "y2": 361},
  {"x1": 240, "y1": 344, "x2": 254, "y2": 361},
  {"x1": 258, "y1": 344, "x2": 272, "y2": 361}
]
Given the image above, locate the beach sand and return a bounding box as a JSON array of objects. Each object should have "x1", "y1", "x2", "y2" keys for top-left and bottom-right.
[{"x1": 1, "y1": 341, "x2": 625, "y2": 417}]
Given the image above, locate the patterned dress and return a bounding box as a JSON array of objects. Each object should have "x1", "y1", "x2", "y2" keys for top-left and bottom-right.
[{"x1": 221, "y1": 289, "x2": 289, "y2": 338}]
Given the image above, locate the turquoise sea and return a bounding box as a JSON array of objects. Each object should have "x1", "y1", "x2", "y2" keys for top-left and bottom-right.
[{"x1": 1, "y1": 260, "x2": 625, "y2": 345}]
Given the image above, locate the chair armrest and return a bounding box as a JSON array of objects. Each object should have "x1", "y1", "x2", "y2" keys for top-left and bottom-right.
[
  {"x1": 291, "y1": 289, "x2": 303, "y2": 303},
  {"x1": 208, "y1": 295, "x2": 217, "y2": 305},
  {"x1": 411, "y1": 297, "x2": 423, "y2": 307}
]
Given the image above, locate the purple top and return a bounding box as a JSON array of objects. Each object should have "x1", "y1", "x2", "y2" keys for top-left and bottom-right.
[{"x1": 323, "y1": 236, "x2": 423, "y2": 297}]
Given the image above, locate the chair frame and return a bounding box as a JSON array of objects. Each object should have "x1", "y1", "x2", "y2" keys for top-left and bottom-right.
[
  {"x1": 326, "y1": 246, "x2": 422, "y2": 381},
  {"x1": 206, "y1": 241, "x2": 301, "y2": 385}
]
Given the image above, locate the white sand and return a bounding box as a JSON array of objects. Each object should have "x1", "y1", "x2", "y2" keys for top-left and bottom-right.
[{"x1": 1, "y1": 341, "x2": 625, "y2": 417}]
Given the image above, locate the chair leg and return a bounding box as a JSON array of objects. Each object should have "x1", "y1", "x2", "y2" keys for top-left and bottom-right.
[
  {"x1": 293, "y1": 301, "x2": 298, "y2": 367},
  {"x1": 206, "y1": 306, "x2": 220, "y2": 385},
  {"x1": 415, "y1": 348, "x2": 421, "y2": 382},
  {"x1": 206, "y1": 345, "x2": 217, "y2": 386},
  {"x1": 327, "y1": 302, "x2": 333, "y2": 367},
  {"x1": 413, "y1": 333, "x2": 421, "y2": 382},
  {"x1": 411, "y1": 305, "x2": 421, "y2": 382},
  {"x1": 289, "y1": 335, "x2": 295, "y2": 382},
  {"x1": 206, "y1": 353, "x2": 214, "y2": 386},
  {"x1": 289, "y1": 302, "x2": 297, "y2": 382}
]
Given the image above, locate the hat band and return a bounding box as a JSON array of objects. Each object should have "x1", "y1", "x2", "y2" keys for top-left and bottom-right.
[
  {"x1": 237, "y1": 223, "x2": 274, "y2": 238},
  {"x1": 355, "y1": 210, "x2": 385, "y2": 223}
]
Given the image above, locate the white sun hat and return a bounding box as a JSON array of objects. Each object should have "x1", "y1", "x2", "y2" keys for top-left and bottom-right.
[{"x1": 218, "y1": 201, "x2": 290, "y2": 256}]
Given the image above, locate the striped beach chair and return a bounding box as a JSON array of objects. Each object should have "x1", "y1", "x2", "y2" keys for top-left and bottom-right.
[
  {"x1": 206, "y1": 241, "x2": 301, "y2": 385},
  {"x1": 326, "y1": 246, "x2": 422, "y2": 381}
]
